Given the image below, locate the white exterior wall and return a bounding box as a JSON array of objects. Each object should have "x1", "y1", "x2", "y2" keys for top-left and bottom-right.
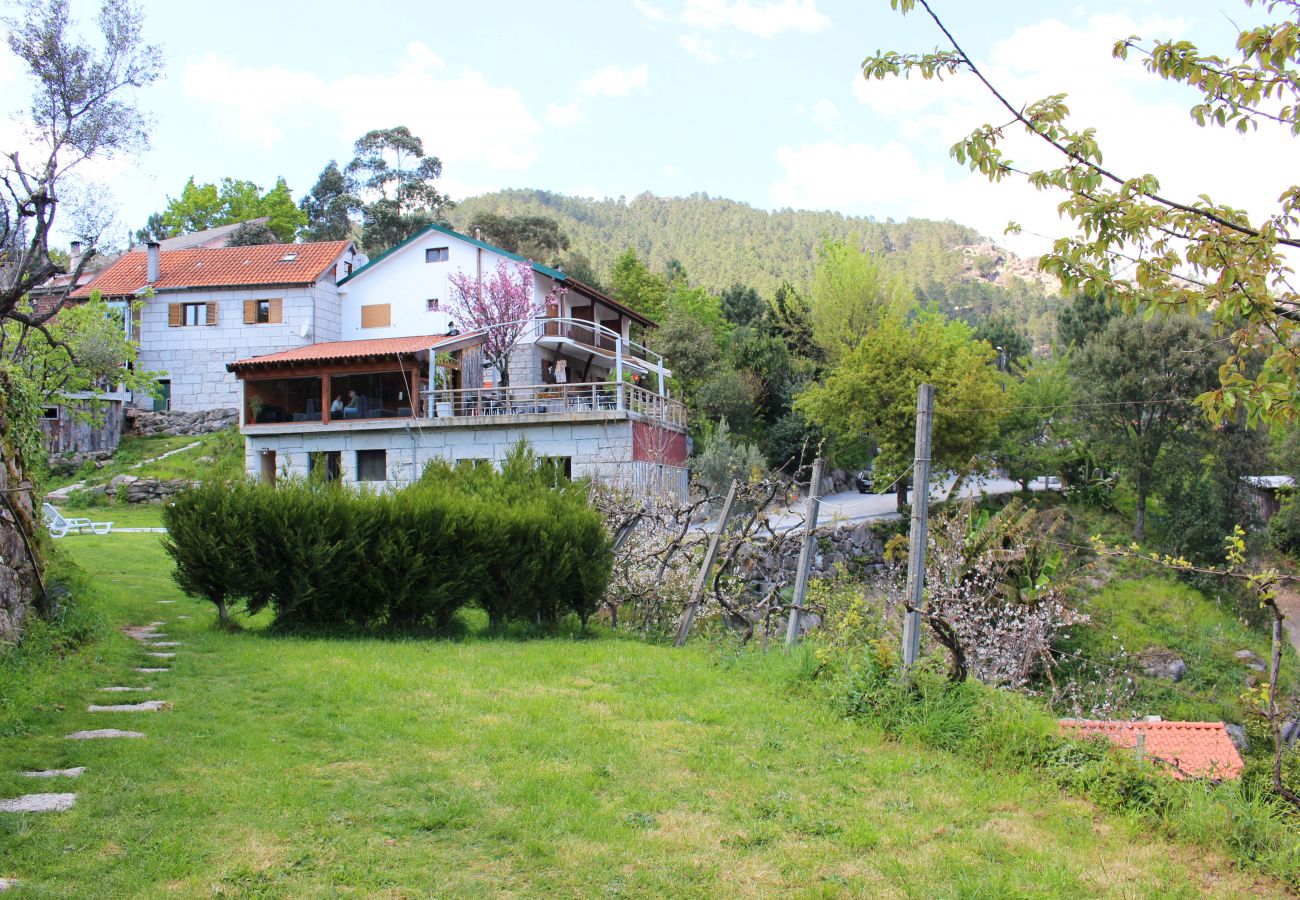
[
  {"x1": 243, "y1": 414, "x2": 639, "y2": 490},
  {"x1": 137, "y1": 278, "x2": 342, "y2": 412},
  {"x1": 338, "y1": 232, "x2": 555, "y2": 341}
]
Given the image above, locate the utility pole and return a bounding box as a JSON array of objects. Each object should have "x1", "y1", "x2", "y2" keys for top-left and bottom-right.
[
  {"x1": 785, "y1": 458, "x2": 824, "y2": 647},
  {"x1": 902, "y1": 383, "x2": 934, "y2": 671},
  {"x1": 674, "y1": 478, "x2": 739, "y2": 647}
]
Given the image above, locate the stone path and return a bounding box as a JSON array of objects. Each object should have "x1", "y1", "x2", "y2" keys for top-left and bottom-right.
[
  {"x1": 0, "y1": 794, "x2": 77, "y2": 813},
  {"x1": 64, "y1": 729, "x2": 146, "y2": 740},
  {"x1": 88, "y1": 700, "x2": 170, "y2": 713},
  {"x1": 45, "y1": 440, "x2": 203, "y2": 501},
  {"x1": 4, "y1": 608, "x2": 183, "y2": 891}
]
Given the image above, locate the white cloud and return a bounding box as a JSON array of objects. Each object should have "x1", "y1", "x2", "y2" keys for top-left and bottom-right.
[
  {"x1": 678, "y1": 34, "x2": 722, "y2": 63},
  {"x1": 181, "y1": 42, "x2": 541, "y2": 171},
  {"x1": 577, "y1": 64, "x2": 649, "y2": 98},
  {"x1": 815, "y1": 11, "x2": 1296, "y2": 254},
  {"x1": 545, "y1": 101, "x2": 584, "y2": 127},
  {"x1": 633, "y1": 0, "x2": 668, "y2": 21},
  {"x1": 810, "y1": 99, "x2": 843, "y2": 137},
  {"x1": 678, "y1": 0, "x2": 829, "y2": 36}
]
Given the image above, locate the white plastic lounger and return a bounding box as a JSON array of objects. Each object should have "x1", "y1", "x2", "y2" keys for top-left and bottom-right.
[{"x1": 42, "y1": 503, "x2": 112, "y2": 538}]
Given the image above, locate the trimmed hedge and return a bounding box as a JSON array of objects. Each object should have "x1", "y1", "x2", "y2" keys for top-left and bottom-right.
[{"x1": 162, "y1": 446, "x2": 612, "y2": 632}]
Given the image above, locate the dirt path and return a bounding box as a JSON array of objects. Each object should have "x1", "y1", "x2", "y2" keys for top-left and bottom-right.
[{"x1": 1275, "y1": 584, "x2": 1300, "y2": 656}]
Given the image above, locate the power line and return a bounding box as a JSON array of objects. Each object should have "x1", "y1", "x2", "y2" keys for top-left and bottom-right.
[{"x1": 937, "y1": 396, "x2": 1201, "y2": 414}]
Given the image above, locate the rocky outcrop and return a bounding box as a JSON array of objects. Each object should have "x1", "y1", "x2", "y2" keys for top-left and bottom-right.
[
  {"x1": 71, "y1": 475, "x2": 196, "y2": 505},
  {"x1": 125, "y1": 407, "x2": 236, "y2": 437},
  {"x1": 958, "y1": 241, "x2": 1061, "y2": 294},
  {"x1": 1136, "y1": 647, "x2": 1188, "y2": 683},
  {"x1": 0, "y1": 436, "x2": 40, "y2": 643}
]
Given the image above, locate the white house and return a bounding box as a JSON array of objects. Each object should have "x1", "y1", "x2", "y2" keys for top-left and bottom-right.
[{"x1": 227, "y1": 224, "x2": 689, "y2": 497}]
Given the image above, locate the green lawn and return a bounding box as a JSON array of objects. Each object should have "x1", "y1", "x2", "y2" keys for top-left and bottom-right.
[
  {"x1": 0, "y1": 534, "x2": 1285, "y2": 897},
  {"x1": 48, "y1": 426, "x2": 243, "y2": 495}
]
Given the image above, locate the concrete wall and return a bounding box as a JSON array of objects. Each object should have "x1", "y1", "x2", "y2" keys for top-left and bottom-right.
[
  {"x1": 242, "y1": 413, "x2": 645, "y2": 491},
  {"x1": 137, "y1": 280, "x2": 340, "y2": 412}
]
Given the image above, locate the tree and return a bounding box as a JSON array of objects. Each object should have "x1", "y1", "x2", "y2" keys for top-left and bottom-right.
[
  {"x1": 1071, "y1": 315, "x2": 1223, "y2": 540},
  {"x1": 808, "y1": 240, "x2": 911, "y2": 361},
  {"x1": 556, "y1": 251, "x2": 602, "y2": 289},
  {"x1": 994, "y1": 353, "x2": 1073, "y2": 490},
  {"x1": 864, "y1": 0, "x2": 1300, "y2": 425},
  {"x1": 469, "y1": 213, "x2": 569, "y2": 264},
  {"x1": 764, "y1": 281, "x2": 821, "y2": 363},
  {"x1": 720, "y1": 283, "x2": 764, "y2": 327},
  {"x1": 797, "y1": 311, "x2": 1004, "y2": 510},
  {"x1": 299, "y1": 161, "x2": 357, "y2": 242},
  {"x1": 1057, "y1": 291, "x2": 1118, "y2": 349},
  {"x1": 448, "y1": 259, "x2": 557, "y2": 387},
  {"x1": 345, "y1": 126, "x2": 451, "y2": 255},
  {"x1": 609, "y1": 248, "x2": 668, "y2": 322},
  {"x1": 225, "y1": 221, "x2": 278, "y2": 247},
  {"x1": 1, "y1": 0, "x2": 161, "y2": 333},
  {"x1": 154, "y1": 176, "x2": 305, "y2": 243},
  {"x1": 972, "y1": 313, "x2": 1031, "y2": 371}
]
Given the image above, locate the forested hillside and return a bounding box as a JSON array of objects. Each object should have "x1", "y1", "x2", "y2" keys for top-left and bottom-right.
[{"x1": 451, "y1": 189, "x2": 1063, "y2": 346}]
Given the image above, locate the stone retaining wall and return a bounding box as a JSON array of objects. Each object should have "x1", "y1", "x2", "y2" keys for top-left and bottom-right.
[
  {"x1": 125, "y1": 408, "x2": 237, "y2": 437},
  {"x1": 736, "y1": 520, "x2": 890, "y2": 597}
]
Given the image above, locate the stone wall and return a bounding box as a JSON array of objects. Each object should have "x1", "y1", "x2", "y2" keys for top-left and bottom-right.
[
  {"x1": 126, "y1": 407, "x2": 237, "y2": 437},
  {"x1": 735, "y1": 519, "x2": 889, "y2": 598}
]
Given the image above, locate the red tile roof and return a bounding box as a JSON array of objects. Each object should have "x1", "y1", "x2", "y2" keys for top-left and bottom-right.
[
  {"x1": 71, "y1": 241, "x2": 351, "y2": 298},
  {"x1": 229, "y1": 335, "x2": 460, "y2": 371},
  {"x1": 1060, "y1": 720, "x2": 1244, "y2": 780}
]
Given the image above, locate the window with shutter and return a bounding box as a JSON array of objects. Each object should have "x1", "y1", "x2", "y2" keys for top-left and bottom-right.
[
  {"x1": 360, "y1": 304, "x2": 391, "y2": 329},
  {"x1": 244, "y1": 300, "x2": 257, "y2": 324},
  {"x1": 168, "y1": 304, "x2": 183, "y2": 327},
  {"x1": 205, "y1": 302, "x2": 218, "y2": 326},
  {"x1": 269, "y1": 298, "x2": 283, "y2": 323}
]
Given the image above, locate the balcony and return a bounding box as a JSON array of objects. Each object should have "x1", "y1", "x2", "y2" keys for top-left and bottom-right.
[{"x1": 424, "y1": 382, "x2": 686, "y2": 429}]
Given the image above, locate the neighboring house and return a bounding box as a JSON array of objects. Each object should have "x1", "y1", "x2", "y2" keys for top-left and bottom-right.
[
  {"x1": 1060, "y1": 719, "x2": 1244, "y2": 780},
  {"x1": 1241, "y1": 475, "x2": 1294, "y2": 521},
  {"x1": 38, "y1": 391, "x2": 128, "y2": 460},
  {"x1": 227, "y1": 224, "x2": 689, "y2": 497},
  {"x1": 73, "y1": 240, "x2": 363, "y2": 412}
]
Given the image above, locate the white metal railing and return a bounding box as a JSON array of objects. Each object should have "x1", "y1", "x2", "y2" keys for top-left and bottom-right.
[
  {"x1": 531, "y1": 316, "x2": 666, "y2": 374},
  {"x1": 423, "y1": 381, "x2": 686, "y2": 428}
]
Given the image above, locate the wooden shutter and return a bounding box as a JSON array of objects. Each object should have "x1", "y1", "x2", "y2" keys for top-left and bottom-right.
[
  {"x1": 269, "y1": 298, "x2": 283, "y2": 323},
  {"x1": 168, "y1": 303, "x2": 182, "y2": 327},
  {"x1": 360, "y1": 303, "x2": 391, "y2": 329},
  {"x1": 243, "y1": 300, "x2": 257, "y2": 324},
  {"x1": 206, "y1": 302, "x2": 218, "y2": 326}
]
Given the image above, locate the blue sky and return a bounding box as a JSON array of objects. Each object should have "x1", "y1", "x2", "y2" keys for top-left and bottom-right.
[{"x1": 2, "y1": 0, "x2": 1286, "y2": 255}]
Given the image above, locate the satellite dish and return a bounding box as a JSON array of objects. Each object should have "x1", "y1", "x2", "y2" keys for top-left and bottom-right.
[{"x1": 299, "y1": 319, "x2": 312, "y2": 339}]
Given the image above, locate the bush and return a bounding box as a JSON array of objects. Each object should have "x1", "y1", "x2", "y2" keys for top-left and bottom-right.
[
  {"x1": 1268, "y1": 492, "x2": 1300, "y2": 557},
  {"x1": 162, "y1": 444, "x2": 612, "y2": 633}
]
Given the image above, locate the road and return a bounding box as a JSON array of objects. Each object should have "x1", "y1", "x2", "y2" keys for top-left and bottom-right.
[{"x1": 765, "y1": 474, "x2": 1059, "y2": 533}]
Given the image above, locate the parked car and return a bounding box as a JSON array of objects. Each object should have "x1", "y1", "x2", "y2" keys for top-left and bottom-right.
[{"x1": 855, "y1": 467, "x2": 909, "y2": 495}]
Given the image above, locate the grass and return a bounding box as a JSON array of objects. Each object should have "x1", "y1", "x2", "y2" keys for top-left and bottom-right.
[
  {"x1": 47, "y1": 427, "x2": 242, "y2": 494},
  {"x1": 0, "y1": 534, "x2": 1289, "y2": 896},
  {"x1": 45, "y1": 504, "x2": 166, "y2": 530}
]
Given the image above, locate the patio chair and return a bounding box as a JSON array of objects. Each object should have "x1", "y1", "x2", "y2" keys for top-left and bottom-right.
[{"x1": 42, "y1": 502, "x2": 112, "y2": 538}]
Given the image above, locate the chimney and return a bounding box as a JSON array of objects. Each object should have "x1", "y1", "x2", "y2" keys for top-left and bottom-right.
[
  {"x1": 70, "y1": 241, "x2": 82, "y2": 270},
  {"x1": 146, "y1": 242, "x2": 160, "y2": 284}
]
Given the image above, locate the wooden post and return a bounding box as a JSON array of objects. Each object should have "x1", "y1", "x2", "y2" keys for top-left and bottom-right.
[
  {"x1": 615, "y1": 335, "x2": 625, "y2": 411},
  {"x1": 674, "y1": 478, "x2": 740, "y2": 647},
  {"x1": 902, "y1": 383, "x2": 934, "y2": 671},
  {"x1": 785, "y1": 459, "x2": 824, "y2": 647}
]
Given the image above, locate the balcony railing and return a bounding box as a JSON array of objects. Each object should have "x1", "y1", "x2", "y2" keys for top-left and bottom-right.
[
  {"x1": 424, "y1": 382, "x2": 686, "y2": 428},
  {"x1": 532, "y1": 316, "x2": 667, "y2": 376}
]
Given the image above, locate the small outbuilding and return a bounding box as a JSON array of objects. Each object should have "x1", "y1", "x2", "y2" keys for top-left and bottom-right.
[{"x1": 1240, "y1": 475, "x2": 1294, "y2": 521}]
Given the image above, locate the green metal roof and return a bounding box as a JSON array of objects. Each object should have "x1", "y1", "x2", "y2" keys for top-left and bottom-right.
[{"x1": 337, "y1": 222, "x2": 569, "y2": 287}]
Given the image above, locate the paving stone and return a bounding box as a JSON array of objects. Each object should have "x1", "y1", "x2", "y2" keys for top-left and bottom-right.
[
  {"x1": 99, "y1": 686, "x2": 151, "y2": 692},
  {"x1": 0, "y1": 793, "x2": 76, "y2": 812},
  {"x1": 65, "y1": 729, "x2": 145, "y2": 740},
  {"x1": 176, "y1": 615, "x2": 191, "y2": 620},
  {"x1": 133, "y1": 667, "x2": 168, "y2": 673},
  {"x1": 0, "y1": 877, "x2": 18, "y2": 891},
  {"x1": 145, "y1": 652, "x2": 176, "y2": 659},
  {"x1": 156, "y1": 600, "x2": 175, "y2": 604},
  {"x1": 20, "y1": 767, "x2": 86, "y2": 779},
  {"x1": 87, "y1": 701, "x2": 170, "y2": 712},
  {"x1": 147, "y1": 642, "x2": 181, "y2": 647}
]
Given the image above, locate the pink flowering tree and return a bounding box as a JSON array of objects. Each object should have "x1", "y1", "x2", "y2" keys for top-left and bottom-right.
[{"x1": 448, "y1": 259, "x2": 564, "y2": 386}]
